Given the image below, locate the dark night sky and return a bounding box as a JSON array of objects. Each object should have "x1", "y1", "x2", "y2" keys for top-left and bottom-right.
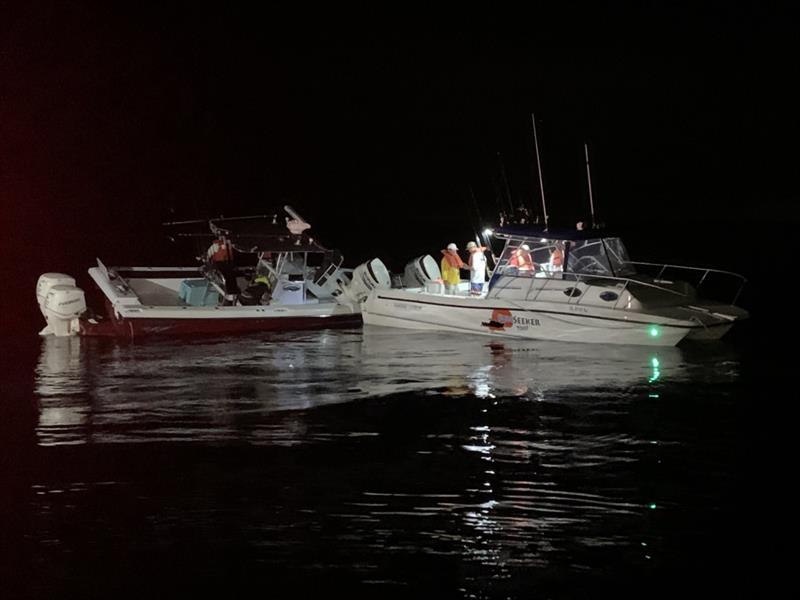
[{"x1": 2, "y1": 2, "x2": 798, "y2": 330}]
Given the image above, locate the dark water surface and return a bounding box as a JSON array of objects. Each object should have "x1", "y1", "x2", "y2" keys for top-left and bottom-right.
[{"x1": 0, "y1": 324, "x2": 787, "y2": 598}]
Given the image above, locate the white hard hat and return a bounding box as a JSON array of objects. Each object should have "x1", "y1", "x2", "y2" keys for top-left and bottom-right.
[
  {"x1": 466, "y1": 241, "x2": 477, "y2": 250},
  {"x1": 447, "y1": 243, "x2": 458, "y2": 251},
  {"x1": 521, "y1": 244, "x2": 530, "y2": 251}
]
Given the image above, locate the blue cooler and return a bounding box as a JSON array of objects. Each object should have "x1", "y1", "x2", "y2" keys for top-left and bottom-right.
[{"x1": 179, "y1": 279, "x2": 220, "y2": 306}]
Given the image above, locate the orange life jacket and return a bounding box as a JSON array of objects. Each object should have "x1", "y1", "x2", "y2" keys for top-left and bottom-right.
[
  {"x1": 209, "y1": 239, "x2": 232, "y2": 262},
  {"x1": 441, "y1": 249, "x2": 466, "y2": 269},
  {"x1": 509, "y1": 250, "x2": 534, "y2": 271}
]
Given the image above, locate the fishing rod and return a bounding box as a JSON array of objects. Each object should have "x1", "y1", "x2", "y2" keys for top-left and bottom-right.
[
  {"x1": 495, "y1": 152, "x2": 516, "y2": 224},
  {"x1": 163, "y1": 213, "x2": 278, "y2": 227},
  {"x1": 584, "y1": 143, "x2": 597, "y2": 228},
  {"x1": 466, "y1": 186, "x2": 498, "y2": 272},
  {"x1": 531, "y1": 113, "x2": 549, "y2": 229}
]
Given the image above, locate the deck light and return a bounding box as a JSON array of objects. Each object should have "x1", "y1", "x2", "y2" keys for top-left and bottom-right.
[
  {"x1": 483, "y1": 228, "x2": 493, "y2": 237},
  {"x1": 649, "y1": 325, "x2": 660, "y2": 337}
]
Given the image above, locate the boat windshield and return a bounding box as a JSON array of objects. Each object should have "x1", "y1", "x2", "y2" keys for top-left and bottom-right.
[
  {"x1": 566, "y1": 237, "x2": 636, "y2": 277},
  {"x1": 603, "y1": 237, "x2": 636, "y2": 277},
  {"x1": 494, "y1": 238, "x2": 568, "y2": 278}
]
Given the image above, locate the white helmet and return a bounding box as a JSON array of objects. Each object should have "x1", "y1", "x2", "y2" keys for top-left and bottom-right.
[
  {"x1": 447, "y1": 243, "x2": 458, "y2": 251},
  {"x1": 520, "y1": 244, "x2": 531, "y2": 251}
]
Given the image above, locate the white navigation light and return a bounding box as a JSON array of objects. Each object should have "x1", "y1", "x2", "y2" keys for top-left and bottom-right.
[{"x1": 483, "y1": 228, "x2": 493, "y2": 237}]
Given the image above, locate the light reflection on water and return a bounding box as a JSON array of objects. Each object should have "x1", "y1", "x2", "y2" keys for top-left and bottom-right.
[
  {"x1": 24, "y1": 328, "x2": 745, "y2": 596},
  {"x1": 34, "y1": 327, "x2": 737, "y2": 446}
]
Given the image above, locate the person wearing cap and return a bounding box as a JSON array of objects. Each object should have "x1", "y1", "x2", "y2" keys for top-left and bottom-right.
[
  {"x1": 466, "y1": 241, "x2": 487, "y2": 295},
  {"x1": 508, "y1": 243, "x2": 536, "y2": 275},
  {"x1": 440, "y1": 242, "x2": 469, "y2": 294}
]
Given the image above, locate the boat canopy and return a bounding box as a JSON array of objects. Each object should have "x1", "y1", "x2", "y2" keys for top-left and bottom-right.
[
  {"x1": 166, "y1": 215, "x2": 331, "y2": 254},
  {"x1": 492, "y1": 226, "x2": 636, "y2": 278},
  {"x1": 494, "y1": 225, "x2": 622, "y2": 242}
]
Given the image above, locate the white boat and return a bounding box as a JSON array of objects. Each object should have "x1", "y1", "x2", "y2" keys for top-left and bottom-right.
[
  {"x1": 35, "y1": 206, "x2": 392, "y2": 338},
  {"x1": 362, "y1": 226, "x2": 748, "y2": 346}
]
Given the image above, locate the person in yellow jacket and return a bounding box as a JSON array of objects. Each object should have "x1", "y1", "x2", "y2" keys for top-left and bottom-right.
[{"x1": 440, "y1": 243, "x2": 469, "y2": 295}]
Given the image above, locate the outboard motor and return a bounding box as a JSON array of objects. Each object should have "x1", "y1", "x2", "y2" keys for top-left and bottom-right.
[
  {"x1": 336, "y1": 258, "x2": 391, "y2": 304},
  {"x1": 401, "y1": 254, "x2": 441, "y2": 288},
  {"x1": 36, "y1": 273, "x2": 86, "y2": 336}
]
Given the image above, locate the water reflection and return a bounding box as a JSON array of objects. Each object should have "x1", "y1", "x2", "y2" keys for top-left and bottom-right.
[
  {"x1": 34, "y1": 328, "x2": 741, "y2": 446},
  {"x1": 23, "y1": 329, "x2": 747, "y2": 595}
]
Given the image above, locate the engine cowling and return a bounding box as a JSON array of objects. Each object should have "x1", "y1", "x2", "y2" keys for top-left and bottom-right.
[
  {"x1": 401, "y1": 255, "x2": 440, "y2": 288},
  {"x1": 336, "y1": 258, "x2": 391, "y2": 303},
  {"x1": 38, "y1": 275, "x2": 86, "y2": 336},
  {"x1": 36, "y1": 273, "x2": 76, "y2": 316}
]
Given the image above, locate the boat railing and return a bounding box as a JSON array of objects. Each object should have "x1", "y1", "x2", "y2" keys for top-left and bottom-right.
[
  {"x1": 112, "y1": 266, "x2": 203, "y2": 273},
  {"x1": 493, "y1": 260, "x2": 747, "y2": 308},
  {"x1": 629, "y1": 261, "x2": 747, "y2": 305},
  {"x1": 520, "y1": 271, "x2": 691, "y2": 309}
]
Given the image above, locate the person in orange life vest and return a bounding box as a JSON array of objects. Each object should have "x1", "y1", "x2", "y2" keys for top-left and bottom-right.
[
  {"x1": 440, "y1": 243, "x2": 470, "y2": 295},
  {"x1": 549, "y1": 241, "x2": 564, "y2": 272},
  {"x1": 207, "y1": 236, "x2": 233, "y2": 263},
  {"x1": 206, "y1": 235, "x2": 239, "y2": 299},
  {"x1": 508, "y1": 244, "x2": 536, "y2": 275}
]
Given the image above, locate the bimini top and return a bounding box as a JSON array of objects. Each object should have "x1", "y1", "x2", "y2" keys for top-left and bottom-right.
[
  {"x1": 214, "y1": 217, "x2": 329, "y2": 254},
  {"x1": 166, "y1": 214, "x2": 331, "y2": 254},
  {"x1": 494, "y1": 225, "x2": 619, "y2": 242}
]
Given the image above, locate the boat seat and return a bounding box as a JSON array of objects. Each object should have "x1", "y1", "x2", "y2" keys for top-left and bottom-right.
[{"x1": 314, "y1": 249, "x2": 343, "y2": 285}]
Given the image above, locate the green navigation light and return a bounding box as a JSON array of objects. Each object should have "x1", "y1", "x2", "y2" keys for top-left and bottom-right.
[
  {"x1": 648, "y1": 356, "x2": 661, "y2": 383},
  {"x1": 649, "y1": 326, "x2": 660, "y2": 337}
]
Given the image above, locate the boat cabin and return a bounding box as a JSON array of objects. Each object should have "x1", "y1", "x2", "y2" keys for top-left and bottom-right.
[{"x1": 490, "y1": 226, "x2": 636, "y2": 285}]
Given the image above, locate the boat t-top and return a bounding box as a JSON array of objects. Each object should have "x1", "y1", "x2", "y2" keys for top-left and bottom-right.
[
  {"x1": 36, "y1": 206, "x2": 391, "y2": 338},
  {"x1": 361, "y1": 225, "x2": 748, "y2": 346}
]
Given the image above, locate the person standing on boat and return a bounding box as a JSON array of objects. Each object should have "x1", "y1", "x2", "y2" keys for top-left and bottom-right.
[
  {"x1": 206, "y1": 234, "x2": 239, "y2": 303},
  {"x1": 440, "y1": 243, "x2": 469, "y2": 295},
  {"x1": 508, "y1": 244, "x2": 536, "y2": 275},
  {"x1": 549, "y1": 241, "x2": 564, "y2": 272},
  {"x1": 466, "y1": 241, "x2": 487, "y2": 295}
]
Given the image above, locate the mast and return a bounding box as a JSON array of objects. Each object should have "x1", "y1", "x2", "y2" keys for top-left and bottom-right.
[
  {"x1": 531, "y1": 113, "x2": 549, "y2": 228},
  {"x1": 584, "y1": 143, "x2": 596, "y2": 228}
]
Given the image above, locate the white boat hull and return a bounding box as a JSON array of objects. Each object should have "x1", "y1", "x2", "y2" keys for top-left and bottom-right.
[{"x1": 362, "y1": 289, "x2": 734, "y2": 347}]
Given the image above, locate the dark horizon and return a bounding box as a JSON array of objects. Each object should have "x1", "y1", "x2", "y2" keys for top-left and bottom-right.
[
  {"x1": 2, "y1": 3, "x2": 798, "y2": 333},
  {"x1": 2, "y1": 6, "x2": 798, "y2": 597}
]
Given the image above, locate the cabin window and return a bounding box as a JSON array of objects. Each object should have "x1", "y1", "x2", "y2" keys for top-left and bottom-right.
[
  {"x1": 494, "y1": 238, "x2": 565, "y2": 278},
  {"x1": 603, "y1": 238, "x2": 636, "y2": 277},
  {"x1": 565, "y1": 239, "x2": 613, "y2": 276}
]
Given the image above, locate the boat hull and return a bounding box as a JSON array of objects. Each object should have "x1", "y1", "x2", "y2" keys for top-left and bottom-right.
[
  {"x1": 79, "y1": 298, "x2": 362, "y2": 338},
  {"x1": 362, "y1": 290, "x2": 726, "y2": 347}
]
